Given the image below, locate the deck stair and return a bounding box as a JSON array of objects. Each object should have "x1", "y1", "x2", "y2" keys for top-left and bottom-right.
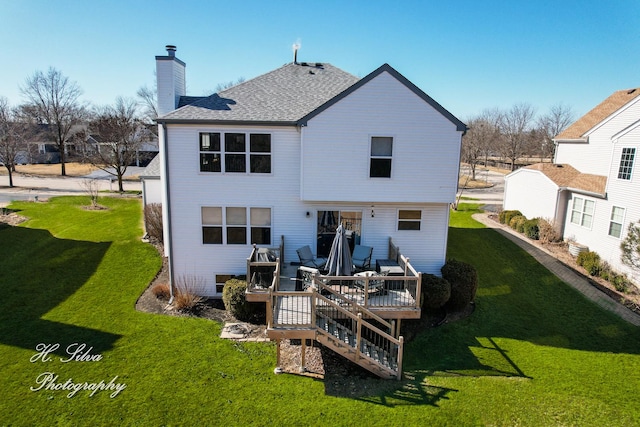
[{"x1": 268, "y1": 281, "x2": 404, "y2": 380}]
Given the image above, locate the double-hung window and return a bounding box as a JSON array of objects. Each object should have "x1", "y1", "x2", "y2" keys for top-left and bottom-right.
[
  {"x1": 250, "y1": 134, "x2": 271, "y2": 173},
  {"x1": 225, "y1": 134, "x2": 246, "y2": 173},
  {"x1": 370, "y1": 136, "x2": 393, "y2": 178},
  {"x1": 618, "y1": 148, "x2": 635, "y2": 180},
  {"x1": 199, "y1": 132, "x2": 271, "y2": 173},
  {"x1": 200, "y1": 133, "x2": 221, "y2": 172},
  {"x1": 570, "y1": 197, "x2": 595, "y2": 228},
  {"x1": 202, "y1": 206, "x2": 271, "y2": 245},
  {"x1": 201, "y1": 207, "x2": 223, "y2": 244},
  {"x1": 608, "y1": 206, "x2": 625, "y2": 238},
  {"x1": 398, "y1": 210, "x2": 421, "y2": 230}
]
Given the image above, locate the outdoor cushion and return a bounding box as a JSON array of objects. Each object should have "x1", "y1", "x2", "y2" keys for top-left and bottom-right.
[
  {"x1": 296, "y1": 245, "x2": 327, "y2": 269},
  {"x1": 352, "y1": 245, "x2": 373, "y2": 271}
]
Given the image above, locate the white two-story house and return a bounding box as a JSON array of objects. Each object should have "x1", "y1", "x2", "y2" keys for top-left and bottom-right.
[
  {"x1": 154, "y1": 46, "x2": 466, "y2": 297},
  {"x1": 504, "y1": 88, "x2": 640, "y2": 287}
]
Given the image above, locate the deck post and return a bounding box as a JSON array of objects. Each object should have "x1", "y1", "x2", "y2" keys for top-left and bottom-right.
[
  {"x1": 274, "y1": 338, "x2": 283, "y2": 374},
  {"x1": 396, "y1": 336, "x2": 404, "y2": 380},
  {"x1": 355, "y1": 313, "x2": 362, "y2": 363},
  {"x1": 300, "y1": 340, "x2": 307, "y2": 373}
]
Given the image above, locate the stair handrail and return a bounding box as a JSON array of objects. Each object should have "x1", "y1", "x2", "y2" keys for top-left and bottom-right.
[
  {"x1": 312, "y1": 276, "x2": 394, "y2": 332},
  {"x1": 313, "y1": 291, "x2": 403, "y2": 379}
]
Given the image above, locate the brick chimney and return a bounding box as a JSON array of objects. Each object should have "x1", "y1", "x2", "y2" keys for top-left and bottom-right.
[{"x1": 155, "y1": 45, "x2": 186, "y2": 116}]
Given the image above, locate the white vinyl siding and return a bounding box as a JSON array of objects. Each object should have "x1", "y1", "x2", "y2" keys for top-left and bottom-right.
[{"x1": 301, "y1": 71, "x2": 462, "y2": 204}]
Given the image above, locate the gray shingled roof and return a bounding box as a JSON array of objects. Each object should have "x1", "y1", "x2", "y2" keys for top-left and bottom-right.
[
  {"x1": 159, "y1": 62, "x2": 359, "y2": 123},
  {"x1": 140, "y1": 153, "x2": 160, "y2": 179}
]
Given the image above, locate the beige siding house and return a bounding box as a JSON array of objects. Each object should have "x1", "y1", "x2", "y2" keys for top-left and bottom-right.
[{"x1": 504, "y1": 88, "x2": 640, "y2": 287}]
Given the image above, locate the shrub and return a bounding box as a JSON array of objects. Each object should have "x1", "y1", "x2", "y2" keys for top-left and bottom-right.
[
  {"x1": 173, "y1": 275, "x2": 204, "y2": 312},
  {"x1": 576, "y1": 251, "x2": 602, "y2": 276},
  {"x1": 509, "y1": 215, "x2": 526, "y2": 233},
  {"x1": 222, "y1": 279, "x2": 264, "y2": 321},
  {"x1": 152, "y1": 283, "x2": 171, "y2": 299},
  {"x1": 499, "y1": 210, "x2": 522, "y2": 225},
  {"x1": 420, "y1": 274, "x2": 451, "y2": 310},
  {"x1": 441, "y1": 259, "x2": 478, "y2": 311},
  {"x1": 144, "y1": 203, "x2": 163, "y2": 241},
  {"x1": 538, "y1": 218, "x2": 561, "y2": 243},
  {"x1": 611, "y1": 274, "x2": 630, "y2": 293},
  {"x1": 524, "y1": 218, "x2": 540, "y2": 240}
]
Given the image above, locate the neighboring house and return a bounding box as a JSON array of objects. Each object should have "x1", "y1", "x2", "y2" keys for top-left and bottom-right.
[
  {"x1": 140, "y1": 153, "x2": 161, "y2": 206},
  {"x1": 504, "y1": 88, "x2": 640, "y2": 286},
  {"x1": 155, "y1": 46, "x2": 466, "y2": 296}
]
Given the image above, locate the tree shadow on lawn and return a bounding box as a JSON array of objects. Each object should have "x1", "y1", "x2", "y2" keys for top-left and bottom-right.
[
  {"x1": 0, "y1": 225, "x2": 122, "y2": 356},
  {"x1": 403, "y1": 227, "x2": 640, "y2": 376},
  {"x1": 347, "y1": 226, "x2": 640, "y2": 408}
]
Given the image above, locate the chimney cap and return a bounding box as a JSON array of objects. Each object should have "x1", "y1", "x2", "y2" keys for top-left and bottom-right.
[{"x1": 166, "y1": 45, "x2": 177, "y2": 56}]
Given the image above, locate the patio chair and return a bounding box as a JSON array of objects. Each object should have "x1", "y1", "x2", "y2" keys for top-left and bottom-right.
[
  {"x1": 352, "y1": 245, "x2": 373, "y2": 272},
  {"x1": 296, "y1": 245, "x2": 327, "y2": 270}
]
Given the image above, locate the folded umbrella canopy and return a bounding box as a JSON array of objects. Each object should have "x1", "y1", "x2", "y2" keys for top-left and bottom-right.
[{"x1": 324, "y1": 224, "x2": 353, "y2": 276}]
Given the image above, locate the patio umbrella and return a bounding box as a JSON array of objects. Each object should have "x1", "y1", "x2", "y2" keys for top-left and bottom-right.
[{"x1": 325, "y1": 224, "x2": 353, "y2": 276}]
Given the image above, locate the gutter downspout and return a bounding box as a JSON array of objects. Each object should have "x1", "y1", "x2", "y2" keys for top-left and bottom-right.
[{"x1": 161, "y1": 122, "x2": 176, "y2": 303}]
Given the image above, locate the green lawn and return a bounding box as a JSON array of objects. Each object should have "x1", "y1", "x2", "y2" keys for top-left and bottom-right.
[{"x1": 1, "y1": 198, "x2": 639, "y2": 426}]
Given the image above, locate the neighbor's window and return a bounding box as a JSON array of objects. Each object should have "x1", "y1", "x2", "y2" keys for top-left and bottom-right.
[
  {"x1": 570, "y1": 197, "x2": 595, "y2": 228},
  {"x1": 618, "y1": 148, "x2": 635, "y2": 180},
  {"x1": 398, "y1": 210, "x2": 421, "y2": 230},
  {"x1": 200, "y1": 133, "x2": 221, "y2": 172},
  {"x1": 608, "y1": 206, "x2": 625, "y2": 238},
  {"x1": 226, "y1": 207, "x2": 247, "y2": 244},
  {"x1": 250, "y1": 134, "x2": 271, "y2": 173},
  {"x1": 370, "y1": 136, "x2": 393, "y2": 178},
  {"x1": 250, "y1": 208, "x2": 272, "y2": 244},
  {"x1": 201, "y1": 207, "x2": 223, "y2": 244}
]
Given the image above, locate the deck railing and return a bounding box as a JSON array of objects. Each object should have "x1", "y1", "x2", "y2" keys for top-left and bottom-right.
[
  {"x1": 246, "y1": 237, "x2": 283, "y2": 294},
  {"x1": 269, "y1": 287, "x2": 403, "y2": 379}
]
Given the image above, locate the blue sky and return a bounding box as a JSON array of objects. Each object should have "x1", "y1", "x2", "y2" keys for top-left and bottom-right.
[{"x1": 1, "y1": 0, "x2": 638, "y2": 121}]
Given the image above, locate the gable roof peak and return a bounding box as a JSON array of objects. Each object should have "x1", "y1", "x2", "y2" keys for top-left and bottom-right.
[{"x1": 555, "y1": 87, "x2": 640, "y2": 141}]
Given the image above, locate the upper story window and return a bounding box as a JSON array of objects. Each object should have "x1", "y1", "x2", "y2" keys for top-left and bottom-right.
[
  {"x1": 608, "y1": 206, "x2": 625, "y2": 238},
  {"x1": 370, "y1": 136, "x2": 393, "y2": 178},
  {"x1": 199, "y1": 132, "x2": 271, "y2": 174},
  {"x1": 618, "y1": 147, "x2": 635, "y2": 180},
  {"x1": 398, "y1": 210, "x2": 421, "y2": 230},
  {"x1": 250, "y1": 134, "x2": 272, "y2": 173},
  {"x1": 200, "y1": 133, "x2": 221, "y2": 172},
  {"x1": 570, "y1": 196, "x2": 594, "y2": 228}
]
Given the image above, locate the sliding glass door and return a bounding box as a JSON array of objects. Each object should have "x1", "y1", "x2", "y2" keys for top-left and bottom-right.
[{"x1": 316, "y1": 210, "x2": 362, "y2": 257}]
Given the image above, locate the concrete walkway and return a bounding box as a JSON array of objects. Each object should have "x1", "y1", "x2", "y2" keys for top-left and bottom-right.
[{"x1": 473, "y1": 212, "x2": 640, "y2": 327}]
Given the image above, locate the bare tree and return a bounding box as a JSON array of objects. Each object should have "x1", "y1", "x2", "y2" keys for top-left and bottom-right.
[
  {"x1": 211, "y1": 77, "x2": 246, "y2": 94},
  {"x1": 462, "y1": 109, "x2": 503, "y2": 179},
  {"x1": 20, "y1": 67, "x2": 87, "y2": 176},
  {"x1": 85, "y1": 97, "x2": 144, "y2": 192},
  {"x1": 536, "y1": 103, "x2": 574, "y2": 162},
  {"x1": 0, "y1": 97, "x2": 31, "y2": 187},
  {"x1": 498, "y1": 103, "x2": 537, "y2": 171},
  {"x1": 136, "y1": 85, "x2": 158, "y2": 123}
]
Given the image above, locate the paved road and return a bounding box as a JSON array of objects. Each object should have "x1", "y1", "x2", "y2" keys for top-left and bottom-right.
[
  {"x1": 457, "y1": 166, "x2": 506, "y2": 212},
  {"x1": 0, "y1": 168, "x2": 143, "y2": 207}
]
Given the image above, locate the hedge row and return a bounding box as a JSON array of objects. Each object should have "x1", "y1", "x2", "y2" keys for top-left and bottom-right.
[
  {"x1": 576, "y1": 250, "x2": 632, "y2": 292},
  {"x1": 499, "y1": 210, "x2": 540, "y2": 240}
]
